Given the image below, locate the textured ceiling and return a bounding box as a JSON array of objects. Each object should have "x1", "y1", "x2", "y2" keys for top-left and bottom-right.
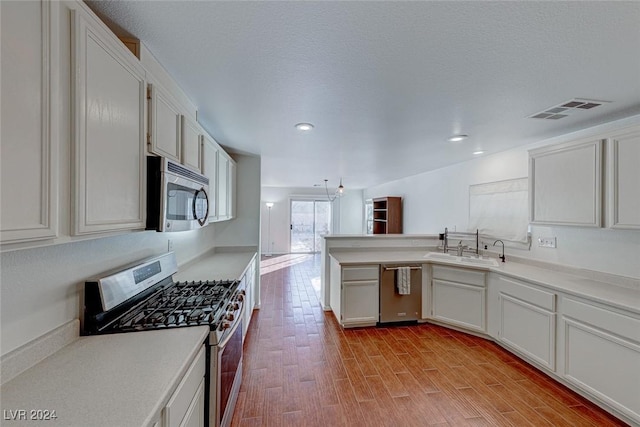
[{"x1": 87, "y1": 1, "x2": 640, "y2": 189}]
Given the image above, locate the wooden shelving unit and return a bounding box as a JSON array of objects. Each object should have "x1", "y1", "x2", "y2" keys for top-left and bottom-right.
[{"x1": 372, "y1": 197, "x2": 402, "y2": 234}]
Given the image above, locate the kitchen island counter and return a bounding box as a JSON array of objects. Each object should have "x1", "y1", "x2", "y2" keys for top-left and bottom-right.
[{"x1": 0, "y1": 326, "x2": 209, "y2": 427}]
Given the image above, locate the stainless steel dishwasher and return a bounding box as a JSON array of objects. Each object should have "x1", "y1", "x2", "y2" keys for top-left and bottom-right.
[{"x1": 379, "y1": 264, "x2": 422, "y2": 324}]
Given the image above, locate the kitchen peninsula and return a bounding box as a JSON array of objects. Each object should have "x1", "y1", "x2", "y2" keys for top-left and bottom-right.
[{"x1": 322, "y1": 234, "x2": 640, "y2": 426}]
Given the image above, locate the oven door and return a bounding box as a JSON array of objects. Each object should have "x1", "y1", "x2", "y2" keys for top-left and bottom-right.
[
  {"x1": 213, "y1": 315, "x2": 243, "y2": 427},
  {"x1": 162, "y1": 171, "x2": 209, "y2": 232}
]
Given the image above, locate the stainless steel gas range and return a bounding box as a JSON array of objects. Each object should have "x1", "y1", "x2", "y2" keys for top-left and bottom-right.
[{"x1": 81, "y1": 252, "x2": 245, "y2": 427}]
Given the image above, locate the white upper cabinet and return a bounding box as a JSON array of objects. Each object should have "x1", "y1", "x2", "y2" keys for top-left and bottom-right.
[
  {"x1": 529, "y1": 137, "x2": 603, "y2": 227},
  {"x1": 181, "y1": 115, "x2": 202, "y2": 173},
  {"x1": 148, "y1": 83, "x2": 181, "y2": 162},
  {"x1": 201, "y1": 134, "x2": 219, "y2": 222},
  {"x1": 71, "y1": 7, "x2": 146, "y2": 235},
  {"x1": 606, "y1": 127, "x2": 640, "y2": 229},
  {"x1": 1, "y1": 0, "x2": 58, "y2": 244},
  {"x1": 217, "y1": 153, "x2": 230, "y2": 221},
  {"x1": 228, "y1": 159, "x2": 237, "y2": 220}
]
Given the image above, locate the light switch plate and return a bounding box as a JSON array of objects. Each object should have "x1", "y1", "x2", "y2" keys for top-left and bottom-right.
[{"x1": 538, "y1": 237, "x2": 557, "y2": 248}]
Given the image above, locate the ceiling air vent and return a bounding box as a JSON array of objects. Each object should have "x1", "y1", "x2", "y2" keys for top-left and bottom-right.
[{"x1": 528, "y1": 98, "x2": 611, "y2": 120}]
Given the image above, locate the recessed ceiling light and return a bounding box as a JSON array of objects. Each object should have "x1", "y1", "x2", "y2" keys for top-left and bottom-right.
[
  {"x1": 473, "y1": 151, "x2": 484, "y2": 155},
  {"x1": 447, "y1": 134, "x2": 468, "y2": 142},
  {"x1": 295, "y1": 123, "x2": 314, "y2": 131}
]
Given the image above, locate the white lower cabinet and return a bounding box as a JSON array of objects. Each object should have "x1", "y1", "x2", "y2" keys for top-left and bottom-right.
[
  {"x1": 164, "y1": 346, "x2": 206, "y2": 427},
  {"x1": 431, "y1": 266, "x2": 486, "y2": 332},
  {"x1": 493, "y1": 275, "x2": 557, "y2": 370},
  {"x1": 559, "y1": 297, "x2": 640, "y2": 424},
  {"x1": 242, "y1": 254, "x2": 257, "y2": 341},
  {"x1": 331, "y1": 264, "x2": 379, "y2": 328}
]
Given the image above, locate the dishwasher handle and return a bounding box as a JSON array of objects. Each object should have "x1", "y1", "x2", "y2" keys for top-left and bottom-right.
[{"x1": 382, "y1": 266, "x2": 422, "y2": 271}]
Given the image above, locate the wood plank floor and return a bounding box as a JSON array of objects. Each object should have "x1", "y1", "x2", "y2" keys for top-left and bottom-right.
[{"x1": 231, "y1": 254, "x2": 628, "y2": 426}]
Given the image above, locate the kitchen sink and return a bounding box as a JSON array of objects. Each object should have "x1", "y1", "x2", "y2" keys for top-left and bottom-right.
[{"x1": 423, "y1": 252, "x2": 499, "y2": 267}]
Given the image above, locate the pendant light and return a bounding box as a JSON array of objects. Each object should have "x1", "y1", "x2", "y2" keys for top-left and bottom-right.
[{"x1": 324, "y1": 178, "x2": 345, "y2": 202}]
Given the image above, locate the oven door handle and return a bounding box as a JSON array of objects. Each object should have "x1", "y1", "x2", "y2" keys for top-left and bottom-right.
[{"x1": 218, "y1": 301, "x2": 245, "y2": 348}]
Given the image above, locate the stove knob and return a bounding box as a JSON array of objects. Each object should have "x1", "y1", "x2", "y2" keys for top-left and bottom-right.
[
  {"x1": 226, "y1": 312, "x2": 235, "y2": 321},
  {"x1": 236, "y1": 294, "x2": 244, "y2": 302},
  {"x1": 239, "y1": 290, "x2": 246, "y2": 296},
  {"x1": 221, "y1": 321, "x2": 231, "y2": 329}
]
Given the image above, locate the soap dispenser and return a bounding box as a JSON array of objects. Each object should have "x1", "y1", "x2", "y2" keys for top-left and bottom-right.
[{"x1": 457, "y1": 241, "x2": 463, "y2": 256}]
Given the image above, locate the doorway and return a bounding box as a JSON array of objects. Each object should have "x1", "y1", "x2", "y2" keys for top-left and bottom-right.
[{"x1": 290, "y1": 200, "x2": 332, "y2": 253}]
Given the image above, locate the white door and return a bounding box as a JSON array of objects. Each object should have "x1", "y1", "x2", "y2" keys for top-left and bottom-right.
[{"x1": 290, "y1": 200, "x2": 332, "y2": 253}]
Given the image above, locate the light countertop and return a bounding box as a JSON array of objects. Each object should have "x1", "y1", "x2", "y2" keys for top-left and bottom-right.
[
  {"x1": 330, "y1": 249, "x2": 640, "y2": 314},
  {"x1": 174, "y1": 250, "x2": 257, "y2": 282},
  {"x1": 0, "y1": 326, "x2": 209, "y2": 427},
  {"x1": 0, "y1": 249, "x2": 258, "y2": 427}
]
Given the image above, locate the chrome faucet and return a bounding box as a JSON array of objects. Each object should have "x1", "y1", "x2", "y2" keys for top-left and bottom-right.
[
  {"x1": 456, "y1": 241, "x2": 464, "y2": 256},
  {"x1": 493, "y1": 240, "x2": 506, "y2": 263}
]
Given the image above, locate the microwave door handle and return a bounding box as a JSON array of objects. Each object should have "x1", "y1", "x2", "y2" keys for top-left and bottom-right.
[{"x1": 193, "y1": 188, "x2": 209, "y2": 226}]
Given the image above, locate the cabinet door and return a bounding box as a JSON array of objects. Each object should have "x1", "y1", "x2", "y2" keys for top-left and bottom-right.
[
  {"x1": 1, "y1": 0, "x2": 58, "y2": 244},
  {"x1": 164, "y1": 346, "x2": 206, "y2": 427},
  {"x1": 497, "y1": 278, "x2": 556, "y2": 370},
  {"x1": 432, "y1": 279, "x2": 485, "y2": 332},
  {"x1": 148, "y1": 83, "x2": 181, "y2": 162},
  {"x1": 71, "y1": 9, "x2": 146, "y2": 235},
  {"x1": 216, "y1": 153, "x2": 230, "y2": 220},
  {"x1": 529, "y1": 138, "x2": 603, "y2": 227},
  {"x1": 179, "y1": 379, "x2": 205, "y2": 427},
  {"x1": 181, "y1": 116, "x2": 201, "y2": 172},
  {"x1": 242, "y1": 256, "x2": 256, "y2": 340},
  {"x1": 342, "y1": 280, "x2": 379, "y2": 327},
  {"x1": 607, "y1": 127, "x2": 640, "y2": 229},
  {"x1": 228, "y1": 159, "x2": 237, "y2": 220},
  {"x1": 560, "y1": 297, "x2": 640, "y2": 423},
  {"x1": 201, "y1": 135, "x2": 219, "y2": 221}
]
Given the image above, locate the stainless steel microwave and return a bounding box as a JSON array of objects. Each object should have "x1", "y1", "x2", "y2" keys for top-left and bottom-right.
[{"x1": 147, "y1": 157, "x2": 210, "y2": 232}]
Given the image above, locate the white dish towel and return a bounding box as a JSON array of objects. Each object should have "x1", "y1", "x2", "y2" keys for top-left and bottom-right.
[{"x1": 396, "y1": 267, "x2": 411, "y2": 295}]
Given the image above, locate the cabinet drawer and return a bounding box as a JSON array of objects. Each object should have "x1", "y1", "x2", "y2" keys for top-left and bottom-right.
[
  {"x1": 563, "y1": 297, "x2": 640, "y2": 343},
  {"x1": 165, "y1": 346, "x2": 206, "y2": 427},
  {"x1": 342, "y1": 265, "x2": 379, "y2": 281},
  {"x1": 498, "y1": 276, "x2": 555, "y2": 311},
  {"x1": 432, "y1": 265, "x2": 485, "y2": 286}
]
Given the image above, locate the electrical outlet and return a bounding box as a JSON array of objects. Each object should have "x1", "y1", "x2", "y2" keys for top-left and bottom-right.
[
  {"x1": 168, "y1": 239, "x2": 174, "y2": 252},
  {"x1": 538, "y1": 237, "x2": 557, "y2": 248}
]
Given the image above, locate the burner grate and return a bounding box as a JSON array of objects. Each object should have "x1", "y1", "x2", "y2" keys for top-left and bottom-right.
[{"x1": 106, "y1": 279, "x2": 239, "y2": 332}]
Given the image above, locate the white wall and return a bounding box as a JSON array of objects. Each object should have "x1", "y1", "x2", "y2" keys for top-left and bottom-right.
[
  {"x1": 213, "y1": 153, "x2": 261, "y2": 249},
  {"x1": 365, "y1": 115, "x2": 640, "y2": 279},
  {"x1": 0, "y1": 155, "x2": 261, "y2": 358},
  {"x1": 0, "y1": 226, "x2": 217, "y2": 356},
  {"x1": 260, "y1": 187, "x2": 364, "y2": 254}
]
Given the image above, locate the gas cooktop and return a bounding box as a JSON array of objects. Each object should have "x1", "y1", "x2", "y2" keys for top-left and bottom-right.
[{"x1": 81, "y1": 252, "x2": 242, "y2": 340}]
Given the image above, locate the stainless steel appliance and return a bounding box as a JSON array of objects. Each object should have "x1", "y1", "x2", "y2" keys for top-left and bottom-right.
[
  {"x1": 147, "y1": 156, "x2": 210, "y2": 232},
  {"x1": 379, "y1": 264, "x2": 422, "y2": 324},
  {"x1": 82, "y1": 252, "x2": 244, "y2": 427}
]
